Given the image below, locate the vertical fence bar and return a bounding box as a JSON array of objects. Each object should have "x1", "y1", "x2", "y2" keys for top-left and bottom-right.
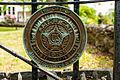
[
  {"x1": 32, "y1": 0, "x2": 37, "y2": 14},
  {"x1": 31, "y1": 0, "x2": 38, "y2": 80},
  {"x1": 32, "y1": 61, "x2": 38, "y2": 80},
  {"x1": 73, "y1": 0, "x2": 80, "y2": 80},
  {"x1": 114, "y1": 0, "x2": 120, "y2": 80}
]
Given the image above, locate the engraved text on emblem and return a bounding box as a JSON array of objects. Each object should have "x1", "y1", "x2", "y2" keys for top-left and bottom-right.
[{"x1": 24, "y1": 6, "x2": 86, "y2": 68}]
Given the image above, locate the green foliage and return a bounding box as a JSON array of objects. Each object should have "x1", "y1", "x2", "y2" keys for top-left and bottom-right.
[
  {"x1": 108, "y1": 11, "x2": 114, "y2": 23},
  {"x1": 0, "y1": 5, "x2": 7, "y2": 14},
  {"x1": 3, "y1": 5, "x2": 7, "y2": 12},
  {"x1": 80, "y1": 5, "x2": 98, "y2": 24},
  {"x1": 102, "y1": 15, "x2": 112, "y2": 25},
  {"x1": 80, "y1": 5, "x2": 96, "y2": 19},
  {"x1": 102, "y1": 11, "x2": 114, "y2": 25},
  {"x1": 79, "y1": 5, "x2": 114, "y2": 25}
]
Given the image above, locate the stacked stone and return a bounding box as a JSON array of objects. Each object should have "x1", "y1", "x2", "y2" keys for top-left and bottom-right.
[{"x1": 87, "y1": 25, "x2": 114, "y2": 54}]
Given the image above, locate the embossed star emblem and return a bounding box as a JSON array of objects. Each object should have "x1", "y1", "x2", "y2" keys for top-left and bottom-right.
[{"x1": 42, "y1": 26, "x2": 69, "y2": 45}]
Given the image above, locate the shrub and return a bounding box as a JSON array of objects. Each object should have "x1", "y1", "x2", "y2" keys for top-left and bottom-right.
[
  {"x1": 80, "y1": 5, "x2": 98, "y2": 25},
  {"x1": 4, "y1": 14, "x2": 16, "y2": 24}
]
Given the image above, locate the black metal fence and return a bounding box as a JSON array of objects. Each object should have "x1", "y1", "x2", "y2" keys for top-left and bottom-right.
[{"x1": 0, "y1": 0, "x2": 119, "y2": 80}]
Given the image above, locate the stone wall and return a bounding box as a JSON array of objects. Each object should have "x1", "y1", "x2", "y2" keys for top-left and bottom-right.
[{"x1": 87, "y1": 25, "x2": 114, "y2": 54}]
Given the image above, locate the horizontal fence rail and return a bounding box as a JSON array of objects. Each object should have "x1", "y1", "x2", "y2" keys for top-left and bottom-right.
[{"x1": 0, "y1": 0, "x2": 114, "y2": 5}]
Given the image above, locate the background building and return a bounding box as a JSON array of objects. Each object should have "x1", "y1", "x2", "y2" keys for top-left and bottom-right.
[{"x1": 0, "y1": 1, "x2": 31, "y2": 23}]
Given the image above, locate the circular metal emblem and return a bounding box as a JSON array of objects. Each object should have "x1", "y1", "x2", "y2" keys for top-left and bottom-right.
[{"x1": 24, "y1": 6, "x2": 87, "y2": 69}]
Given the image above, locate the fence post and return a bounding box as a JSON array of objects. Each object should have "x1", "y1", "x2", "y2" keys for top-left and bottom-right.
[
  {"x1": 114, "y1": 0, "x2": 120, "y2": 80},
  {"x1": 32, "y1": 61, "x2": 38, "y2": 80},
  {"x1": 31, "y1": 0, "x2": 38, "y2": 80},
  {"x1": 32, "y1": 0, "x2": 37, "y2": 14},
  {"x1": 73, "y1": 0, "x2": 80, "y2": 80}
]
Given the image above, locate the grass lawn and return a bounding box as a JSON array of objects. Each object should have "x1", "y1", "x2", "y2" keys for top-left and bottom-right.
[
  {"x1": 0, "y1": 27, "x2": 113, "y2": 72},
  {"x1": 0, "y1": 27, "x2": 31, "y2": 72}
]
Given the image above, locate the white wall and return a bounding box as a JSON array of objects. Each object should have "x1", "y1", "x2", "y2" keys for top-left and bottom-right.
[{"x1": 0, "y1": 5, "x2": 22, "y2": 22}]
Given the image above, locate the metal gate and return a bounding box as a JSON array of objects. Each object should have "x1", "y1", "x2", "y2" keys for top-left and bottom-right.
[{"x1": 0, "y1": 0, "x2": 119, "y2": 80}]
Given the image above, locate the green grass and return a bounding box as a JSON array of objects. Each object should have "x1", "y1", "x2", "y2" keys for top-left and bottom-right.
[
  {"x1": 0, "y1": 27, "x2": 17, "y2": 32},
  {"x1": 0, "y1": 27, "x2": 113, "y2": 72},
  {"x1": 0, "y1": 27, "x2": 31, "y2": 72},
  {"x1": 79, "y1": 51, "x2": 113, "y2": 69}
]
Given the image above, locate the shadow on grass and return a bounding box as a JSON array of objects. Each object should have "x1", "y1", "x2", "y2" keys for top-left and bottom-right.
[{"x1": 0, "y1": 27, "x2": 20, "y2": 32}]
